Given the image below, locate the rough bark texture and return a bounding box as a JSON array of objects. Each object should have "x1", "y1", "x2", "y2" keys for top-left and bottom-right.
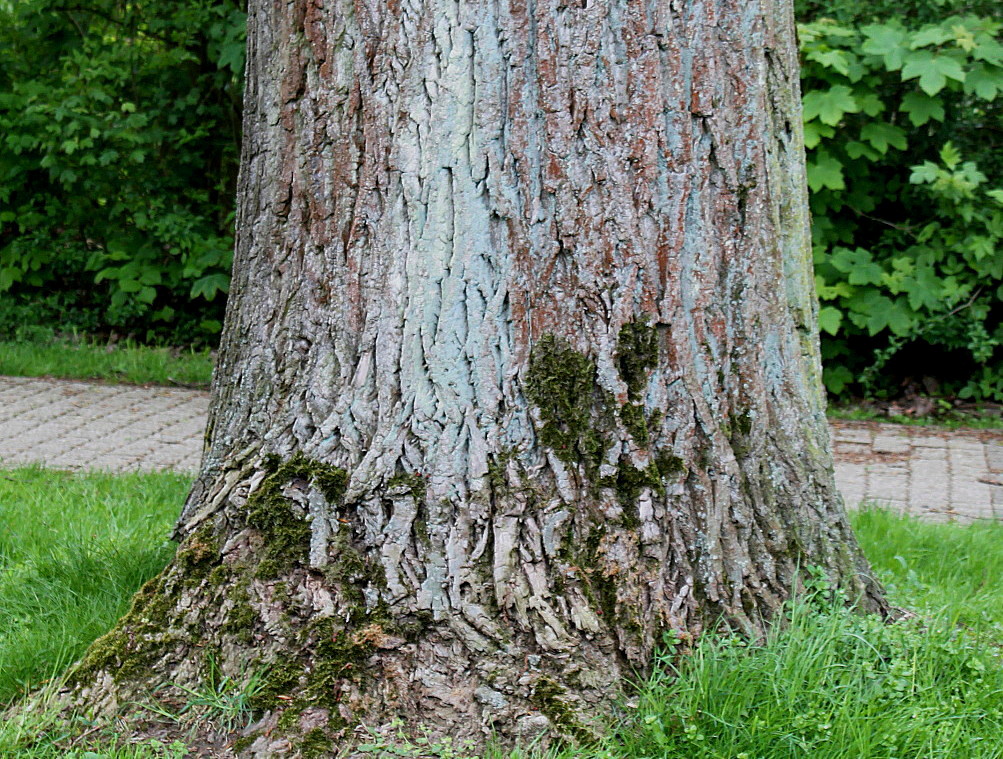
[{"x1": 63, "y1": 0, "x2": 885, "y2": 754}]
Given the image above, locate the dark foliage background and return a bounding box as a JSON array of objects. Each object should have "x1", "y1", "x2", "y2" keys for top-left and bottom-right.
[{"x1": 0, "y1": 0, "x2": 245, "y2": 348}]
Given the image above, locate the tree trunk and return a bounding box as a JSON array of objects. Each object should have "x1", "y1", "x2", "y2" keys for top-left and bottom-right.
[{"x1": 64, "y1": 0, "x2": 885, "y2": 754}]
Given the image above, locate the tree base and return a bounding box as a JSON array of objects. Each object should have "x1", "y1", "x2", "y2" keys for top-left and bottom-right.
[{"x1": 58, "y1": 509, "x2": 626, "y2": 757}]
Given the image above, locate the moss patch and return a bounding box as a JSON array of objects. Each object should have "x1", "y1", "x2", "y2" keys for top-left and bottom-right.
[
  {"x1": 526, "y1": 330, "x2": 668, "y2": 473},
  {"x1": 531, "y1": 676, "x2": 593, "y2": 743},
  {"x1": 249, "y1": 615, "x2": 382, "y2": 726},
  {"x1": 230, "y1": 734, "x2": 258, "y2": 754},
  {"x1": 617, "y1": 321, "x2": 658, "y2": 400},
  {"x1": 526, "y1": 335, "x2": 607, "y2": 470},
  {"x1": 619, "y1": 402, "x2": 649, "y2": 444},
  {"x1": 67, "y1": 572, "x2": 177, "y2": 685},
  {"x1": 525, "y1": 335, "x2": 613, "y2": 475},
  {"x1": 323, "y1": 531, "x2": 388, "y2": 609},
  {"x1": 246, "y1": 453, "x2": 348, "y2": 578},
  {"x1": 221, "y1": 580, "x2": 256, "y2": 644},
  {"x1": 248, "y1": 657, "x2": 304, "y2": 712},
  {"x1": 175, "y1": 528, "x2": 222, "y2": 589},
  {"x1": 300, "y1": 727, "x2": 333, "y2": 758},
  {"x1": 654, "y1": 451, "x2": 687, "y2": 480},
  {"x1": 387, "y1": 471, "x2": 427, "y2": 502}
]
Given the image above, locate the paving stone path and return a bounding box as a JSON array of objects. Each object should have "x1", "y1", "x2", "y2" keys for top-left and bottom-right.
[{"x1": 1, "y1": 375, "x2": 1000, "y2": 523}]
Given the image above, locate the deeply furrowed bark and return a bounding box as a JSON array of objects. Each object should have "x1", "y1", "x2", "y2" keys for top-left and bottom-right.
[{"x1": 60, "y1": 0, "x2": 885, "y2": 754}]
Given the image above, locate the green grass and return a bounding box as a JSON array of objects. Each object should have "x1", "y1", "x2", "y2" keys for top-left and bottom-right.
[
  {"x1": 0, "y1": 467, "x2": 186, "y2": 705},
  {"x1": 853, "y1": 506, "x2": 1003, "y2": 629},
  {"x1": 828, "y1": 403, "x2": 1003, "y2": 430},
  {"x1": 0, "y1": 339, "x2": 214, "y2": 388},
  {"x1": 2, "y1": 474, "x2": 1003, "y2": 757}
]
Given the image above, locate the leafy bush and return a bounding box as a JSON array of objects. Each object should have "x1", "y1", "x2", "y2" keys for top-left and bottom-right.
[
  {"x1": 0, "y1": 0, "x2": 245, "y2": 346},
  {"x1": 800, "y1": 13, "x2": 1003, "y2": 400}
]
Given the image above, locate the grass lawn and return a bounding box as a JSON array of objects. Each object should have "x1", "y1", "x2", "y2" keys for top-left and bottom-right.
[
  {"x1": 0, "y1": 468, "x2": 186, "y2": 705},
  {"x1": 1, "y1": 468, "x2": 1002, "y2": 757},
  {"x1": 0, "y1": 339, "x2": 214, "y2": 388}
]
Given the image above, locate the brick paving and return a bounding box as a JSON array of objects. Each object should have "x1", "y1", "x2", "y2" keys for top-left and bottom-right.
[
  {"x1": 831, "y1": 420, "x2": 1003, "y2": 523},
  {"x1": 0, "y1": 375, "x2": 207, "y2": 473},
  {"x1": 0, "y1": 375, "x2": 1000, "y2": 523}
]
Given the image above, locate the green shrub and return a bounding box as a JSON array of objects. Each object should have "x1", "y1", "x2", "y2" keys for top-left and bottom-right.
[
  {"x1": 0, "y1": 0, "x2": 245, "y2": 346},
  {"x1": 799, "y1": 13, "x2": 1003, "y2": 400}
]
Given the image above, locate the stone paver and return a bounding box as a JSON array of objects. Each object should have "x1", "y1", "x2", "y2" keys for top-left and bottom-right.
[
  {"x1": 830, "y1": 419, "x2": 1002, "y2": 523},
  {"x1": 1, "y1": 375, "x2": 1001, "y2": 524},
  {"x1": 0, "y1": 375, "x2": 208, "y2": 473}
]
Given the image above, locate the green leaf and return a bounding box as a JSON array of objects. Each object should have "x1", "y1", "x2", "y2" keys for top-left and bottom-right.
[
  {"x1": 847, "y1": 290, "x2": 915, "y2": 336},
  {"x1": 885, "y1": 302, "x2": 916, "y2": 336},
  {"x1": 909, "y1": 25, "x2": 952, "y2": 49},
  {"x1": 845, "y1": 141, "x2": 881, "y2": 161},
  {"x1": 806, "y1": 49, "x2": 852, "y2": 76},
  {"x1": 859, "y1": 122, "x2": 907, "y2": 153},
  {"x1": 963, "y1": 64, "x2": 1003, "y2": 100},
  {"x1": 903, "y1": 266, "x2": 944, "y2": 311},
  {"x1": 901, "y1": 51, "x2": 967, "y2": 95},
  {"x1": 910, "y1": 161, "x2": 941, "y2": 184},
  {"x1": 973, "y1": 37, "x2": 1003, "y2": 66},
  {"x1": 939, "y1": 142, "x2": 961, "y2": 169},
  {"x1": 823, "y1": 364, "x2": 854, "y2": 395},
  {"x1": 818, "y1": 306, "x2": 843, "y2": 336},
  {"x1": 190, "y1": 273, "x2": 231, "y2": 300},
  {"x1": 815, "y1": 274, "x2": 855, "y2": 300},
  {"x1": 803, "y1": 85, "x2": 860, "y2": 126},
  {"x1": 855, "y1": 91, "x2": 885, "y2": 117},
  {"x1": 862, "y1": 23, "x2": 909, "y2": 70},
  {"x1": 899, "y1": 91, "x2": 945, "y2": 126},
  {"x1": 803, "y1": 121, "x2": 834, "y2": 149},
  {"x1": 0, "y1": 266, "x2": 21, "y2": 290},
  {"x1": 807, "y1": 152, "x2": 845, "y2": 192},
  {"x1": 831, "y1": 247, "x2": 885, "y2": 285}
]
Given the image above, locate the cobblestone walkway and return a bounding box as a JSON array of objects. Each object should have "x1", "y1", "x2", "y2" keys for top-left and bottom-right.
[
  {"x1": 831, "y1": 420, "x2": 1002, "y2": 523},
  {"x1": 1, "y1": 375, "x2": 1000, "y2": 523}
]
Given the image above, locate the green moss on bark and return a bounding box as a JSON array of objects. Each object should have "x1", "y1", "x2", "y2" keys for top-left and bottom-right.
[
  {"x1": 617, "y1": 321, "x2": 658, "y2": 400},
  {"x1": 222, "y1": 580, "x2": 256, "y2": 644},
  {"x1": 619, "y1": 402, "x2": 649, "y2": 444},
  {"x1": 387, "y1": 471, "x2": 427, "y2": 501},
  {"x1": 246, "y1": 453, "x2": 348, "y2": 578},
  {"x1": 300, "y1": 727, "x2": 333, "y2": 758},
  {"x1": 530, "y1": 676, "x2": 594, "y2": 743},
  {"x1": 525, "y1": 335, "x2": 611, "y2": 474},
  {"x1": 175, "y1": 528, "x2": 222, "y2": 589},
  {"x1": 67, "y1": 572, "x2": 177, "y2": 685}
]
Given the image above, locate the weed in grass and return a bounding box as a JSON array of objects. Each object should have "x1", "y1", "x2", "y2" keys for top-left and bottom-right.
[{"x1": 141, "y1": 656, "x2": 268, "y2": 733}]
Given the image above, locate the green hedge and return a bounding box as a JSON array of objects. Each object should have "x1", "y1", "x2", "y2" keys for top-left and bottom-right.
[
  {"x1": 0, "y1": 0, "x2": 245, "y2": 347},
  {"x1": 801, "y1": 13, "x2": 1003, "y2": 401},
  {"x1": 1, "y1": 1, "x2": 1000, "y2": 399}
]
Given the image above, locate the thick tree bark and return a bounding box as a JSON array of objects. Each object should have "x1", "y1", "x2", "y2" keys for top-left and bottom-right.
[{"x1": 63, "y1": 0, "x2": 884, "y2": 755}]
